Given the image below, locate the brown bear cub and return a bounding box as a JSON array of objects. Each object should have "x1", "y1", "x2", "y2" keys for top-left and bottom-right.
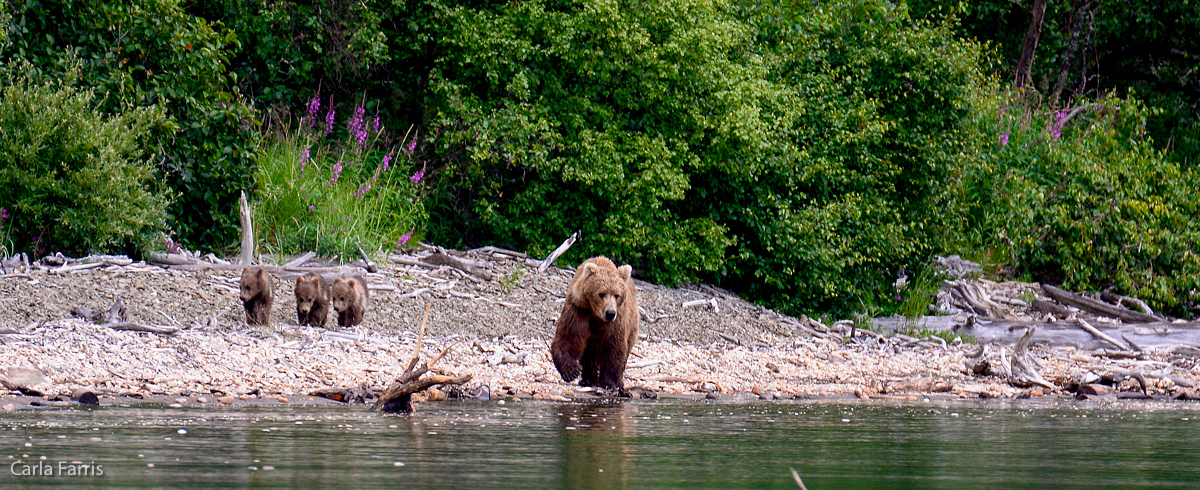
[
  {"x1": 240, "y1": 267, "x2": 274, "y2": 326},
  {"x1": 331, "y1": 276, "x2": 369, "y2": 327},
  {"x1": 551, "y1": 256, "x2": 639, "y2": 392},
  {"x1": 294, "y1": 272, "x2": 332, "y2": 327}
]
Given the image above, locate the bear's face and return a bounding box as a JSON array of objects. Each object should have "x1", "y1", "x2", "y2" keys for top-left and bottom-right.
[
  {"x1": 295, "y1": 276, "x2": 318, "y2": 313},
  {"x1": 240, "y1": 268, "x2": 270, "y2": 302},
  {"x1": 578, "y1": 262, "x2": 632, "y2": 322},
  {"x1": 331, "y1": 278, "x2": 354, "y2": 311}
]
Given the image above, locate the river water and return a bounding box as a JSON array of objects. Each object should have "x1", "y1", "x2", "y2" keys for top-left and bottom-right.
[{"x1": 3, "y1": 398, "x2": 1199, "y2": 488}]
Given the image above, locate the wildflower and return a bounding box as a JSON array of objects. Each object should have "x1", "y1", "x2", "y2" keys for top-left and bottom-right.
[
  {"x1": 894, "y1": 295, "x2": 902, "y2": 301},
  {"x1": 308, "y1": 205, "x2": 315, "y2": 213},
  {"x1": 372, "y1": 115, "x2": 381, "y2": 134},
  {"x1": 348, "y1": 105, "x2": 367, "y2": 151},
  {"x1": 330, "y1": 158, "x2": 343, "y2": 184},
  {"x1": 410, "y1": 169, "x2": 425, "y2": 184},
  {"x1": 404, "y1": 138, "x2": 417, "y2": 156},
  {"x1": 398, "y1": 233, "x2": 412, "y2": 248},
  {"x1": 323, "y1": 96, "x2": 336, "y2": 136},
  {"x1": 0, "y1": 208, "x2": 8, "y2": 220},
  {"x1": 1049, "y1": 109, "x2": 1069, "y2": 142},
  {"x1": 303, "y1": 97, "x2": 321, "y2": 131},
  {"x1": 999, "y1": 133, "x2": 1009, "y2": 146},
  {"x1": 300, "y1": 146, "x2": 311, "y2": 171},
  {"x1": 381, "y1": 153, "x2": 392, "y2": 172}
]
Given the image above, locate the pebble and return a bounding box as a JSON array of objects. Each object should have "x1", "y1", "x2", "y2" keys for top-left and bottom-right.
[
  {"x1": 217, "y1": 396, "x2": 236, "y2": 405},
  {"x1": 3, "y1": 403, "x2": 15, "y2": 412},
  {"x1": 196, "y1": 396, "x2": 208, "y2": 404},
  {"x1": 169, "y1": 403, "x2": 183, "y2": 408},
  {"x1": 277, "y1": 396, "x2": 288, "y2": 403}
]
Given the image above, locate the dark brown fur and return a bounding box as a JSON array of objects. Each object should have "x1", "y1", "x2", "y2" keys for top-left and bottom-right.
[
  {"x1": 240, "y1": 267, "x2": 273, "y2": 326},
  {"x1": 331, "y1": 276, "x2": 369, "y2": 327},
  {"x1": 550, "y1": 257, "x2": 639, "y2": 391},
  {"x1": 295, "y1": 272, "x2": 332, "y2": 327}
]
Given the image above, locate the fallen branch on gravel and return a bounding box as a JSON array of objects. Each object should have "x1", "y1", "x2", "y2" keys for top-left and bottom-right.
[
  {"x1": 421, "y1": 252, "x2": 492, "y2": 281},
  {"x1": 69, "y1": 299, "x2": 178, "y2": 334},
  {"x1": 1075, "y1": 318, "x2": 1130, "y2": 351},
  {"x1": 371, "y1": 305, "x2": 472, "y2": 413},
  {"x1": 1041, "y1": 284, "x2": 1163, "y2": 323},
  {"x1": 536, "y1": 231, "x2": 579, "y2": 273}
]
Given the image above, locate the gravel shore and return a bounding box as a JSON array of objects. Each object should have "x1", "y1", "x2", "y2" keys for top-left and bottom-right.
[{"x1": 2, "y1": 250, "x2": 1198, "y2": 409}]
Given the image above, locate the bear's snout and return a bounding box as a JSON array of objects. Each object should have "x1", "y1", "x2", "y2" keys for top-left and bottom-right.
[{"x1": 604, "y1": 309, "x2": 617, "y2": 322}]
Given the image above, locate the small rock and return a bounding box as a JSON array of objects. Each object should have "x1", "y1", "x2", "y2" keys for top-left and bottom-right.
[
  {"x1": 174, "y1": 397, "x2": 187, "y2": 405},
  {"x1": 2, "y1": 403, "x2": 14, "y2": 412},
  {"x1": 196, "y1": 396, "x2": 208, "y2": 404},
  {"x1": 169, "y1": 403, "x2": 183, "y2": 408},
  {"x1": 276, "y1": 396, "x2": 288, "y2": 403},
  {"x1": 217, "y1": 396, "x2": 236, "y2": 405},
  {"x1": 71, "y1": 388, "x2": 100, "y2": 406},
  {"x1": 1078, "y1": 384, "x2": 1112, "y2": 396}
]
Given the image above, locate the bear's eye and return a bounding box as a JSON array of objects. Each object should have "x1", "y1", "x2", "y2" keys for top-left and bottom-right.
[{"x1": 598, "y1": 293, "x2": 607, "y2": 299}]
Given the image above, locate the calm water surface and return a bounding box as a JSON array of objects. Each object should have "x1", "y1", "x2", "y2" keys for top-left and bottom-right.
[{"x1": 2, "y1": 398, "x2": 1199, "y2": 488}]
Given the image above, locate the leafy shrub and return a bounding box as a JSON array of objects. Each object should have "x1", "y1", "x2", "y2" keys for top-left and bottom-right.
[
  {"x1": 0, "y1": 61, "x2": 171, "y2": 256},
  {"x1": 964, "y1": 94, "x2": 1200, "y2": 316},
  {"x1": 4, "y1": 0, "x2": 260, "y2": 251},
  {"x1": 418, "y1": 0, "x2": 989, "y2": 316},
  {"x1": 254, "y1": 95, "x2": 426, "y2": 258}
]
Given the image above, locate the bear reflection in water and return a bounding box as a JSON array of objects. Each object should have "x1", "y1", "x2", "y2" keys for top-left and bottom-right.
[{"x1": 558, "y1": 401, "x2": 635, "y2": 486}]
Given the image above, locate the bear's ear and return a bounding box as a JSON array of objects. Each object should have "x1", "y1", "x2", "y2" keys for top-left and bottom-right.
[
  {"x1": 256, "y1": 268, "x2": 268, "y2": 280},
  {"x1": 617, "y1": 264, "x2": 632, "y2": 280},
  {"x1": 577, "y1": 262, "x2": 599, "y2": 282},
  {"x1": 333, "y1": 277, "x2": 346, "y2": 285}
]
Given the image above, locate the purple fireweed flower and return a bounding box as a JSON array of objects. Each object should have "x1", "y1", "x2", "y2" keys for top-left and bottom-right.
[
  {"x1": 381, "y1": 153, "x2": 392, "y2": 172},
  {"x1": 349, "y1": 105, "x2": 367, "y2": 151},
  {"x1": 304, "y1": 97, "x2": 321, "y2": 131},
  {"x1": 999, "y1": 133, "x2": 1009, "y2": 146},
  {"x1": 323, "y1": 96, "x2": 336, "y2": 137},
  {"x1": 398, "y1": 233, "x2": 412, "y2": 248},
  {"x1": 300, "y1": 146, "x2": 311, "y2": 171},
  {"x1": 1050, "y1": 109, "x2": 1069, "y2": 142},
  {"x1": 410, "y1": 169, "x2": 425, "y2": 184},
  {"x1": 372, "y1": 115, "x2": 381, "y2": 135},
  {"x1": 404, "y1": 138, "x2": 417, "y2": 156},
  {"x1": 0, "y1": 208, "x2": 8, "y2": 220},
  {"x1": 308, "y1": 205, "x2": 315, "y2": 213},
  {"x1": 330, "y1": 158, "x2": 343, "y2": 184}
]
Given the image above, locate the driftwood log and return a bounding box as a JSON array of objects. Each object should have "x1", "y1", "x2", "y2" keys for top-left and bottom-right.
[
  {"x1": 536, "y1": 231, "x2": 579, "y2": 274},
  {"x1": 238, "y1": 190, "x2": 255, "y2": 265},
  {"x1": 370, "y1": 305, "x2": 472, "y2": 413},
  {"x1": 1041, "y1": 284, "x2": 1163, "y2": 323},
  {"x1": 70, "y1": 299, "x2": 179, "y2": 335},
  {"x1": 943, "y1": 280, "x2": 1015, "y2": 319},
  {"x1": 1005, "y1": 327, "x2": 1055, "y2": 390}
]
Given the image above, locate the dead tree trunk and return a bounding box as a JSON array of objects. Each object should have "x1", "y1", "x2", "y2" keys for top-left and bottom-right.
[
  {"x1": 1050, "y1": 0, "x2": 1094, "y2": 106},
  {"x1": 1014, "y1": 0, "x2": 1049, "y2": 91},
  {"x1": 238, "y1": 190, "x2": 255, "y2": 265}
]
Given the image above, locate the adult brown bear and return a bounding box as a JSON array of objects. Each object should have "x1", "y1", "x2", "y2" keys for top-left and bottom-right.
[{"x1": 551, "y1": 257, "x2": 639, "y2": 391}]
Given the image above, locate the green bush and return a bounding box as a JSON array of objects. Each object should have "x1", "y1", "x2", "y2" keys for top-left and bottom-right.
[
  {"x1": 964, "y1": 94, "x2": 1200, "y2": 316},
  {"x1": 254, "y1": 95, "x2": 426, "y2": 258},
  {"x1": 417, "y1": 0, "x2": 989, "y2": 316},
  {"x1": 4, "y1": 0, "x2": 260, "y2": 251},
  {"x1": 0, "y1": 61, "x2": 171, "y2": 256}
]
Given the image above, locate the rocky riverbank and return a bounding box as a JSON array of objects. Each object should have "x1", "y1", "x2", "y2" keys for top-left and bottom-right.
[{"x1": 2, "y1": 249, "x2": 1198, "y2": 411}]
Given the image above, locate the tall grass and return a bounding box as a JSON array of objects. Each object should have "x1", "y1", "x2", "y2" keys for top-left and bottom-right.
[{"x1": 254, "y1": 95, "x2": 426, "y2": 259}]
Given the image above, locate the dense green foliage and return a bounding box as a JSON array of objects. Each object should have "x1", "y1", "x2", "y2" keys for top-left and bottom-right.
[
  {"x1": 964, "y1": 95, "x2": 1200, "y2": 316},
  {"x1": 908, "y1": 0, "x2": 1200, "y2": 168},
  {"x1": 0, "y1": 61, "x2": 171, "y2": 256},
  {"x1": 1, "y1": 0, "x2": 1197, "y2": 316},
  {"x1": 254, "y1": 96, "x2": 426, "y2": 259},
  {"x1": 3, "y1": 0, "x2": 259, "y2": 250}
]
